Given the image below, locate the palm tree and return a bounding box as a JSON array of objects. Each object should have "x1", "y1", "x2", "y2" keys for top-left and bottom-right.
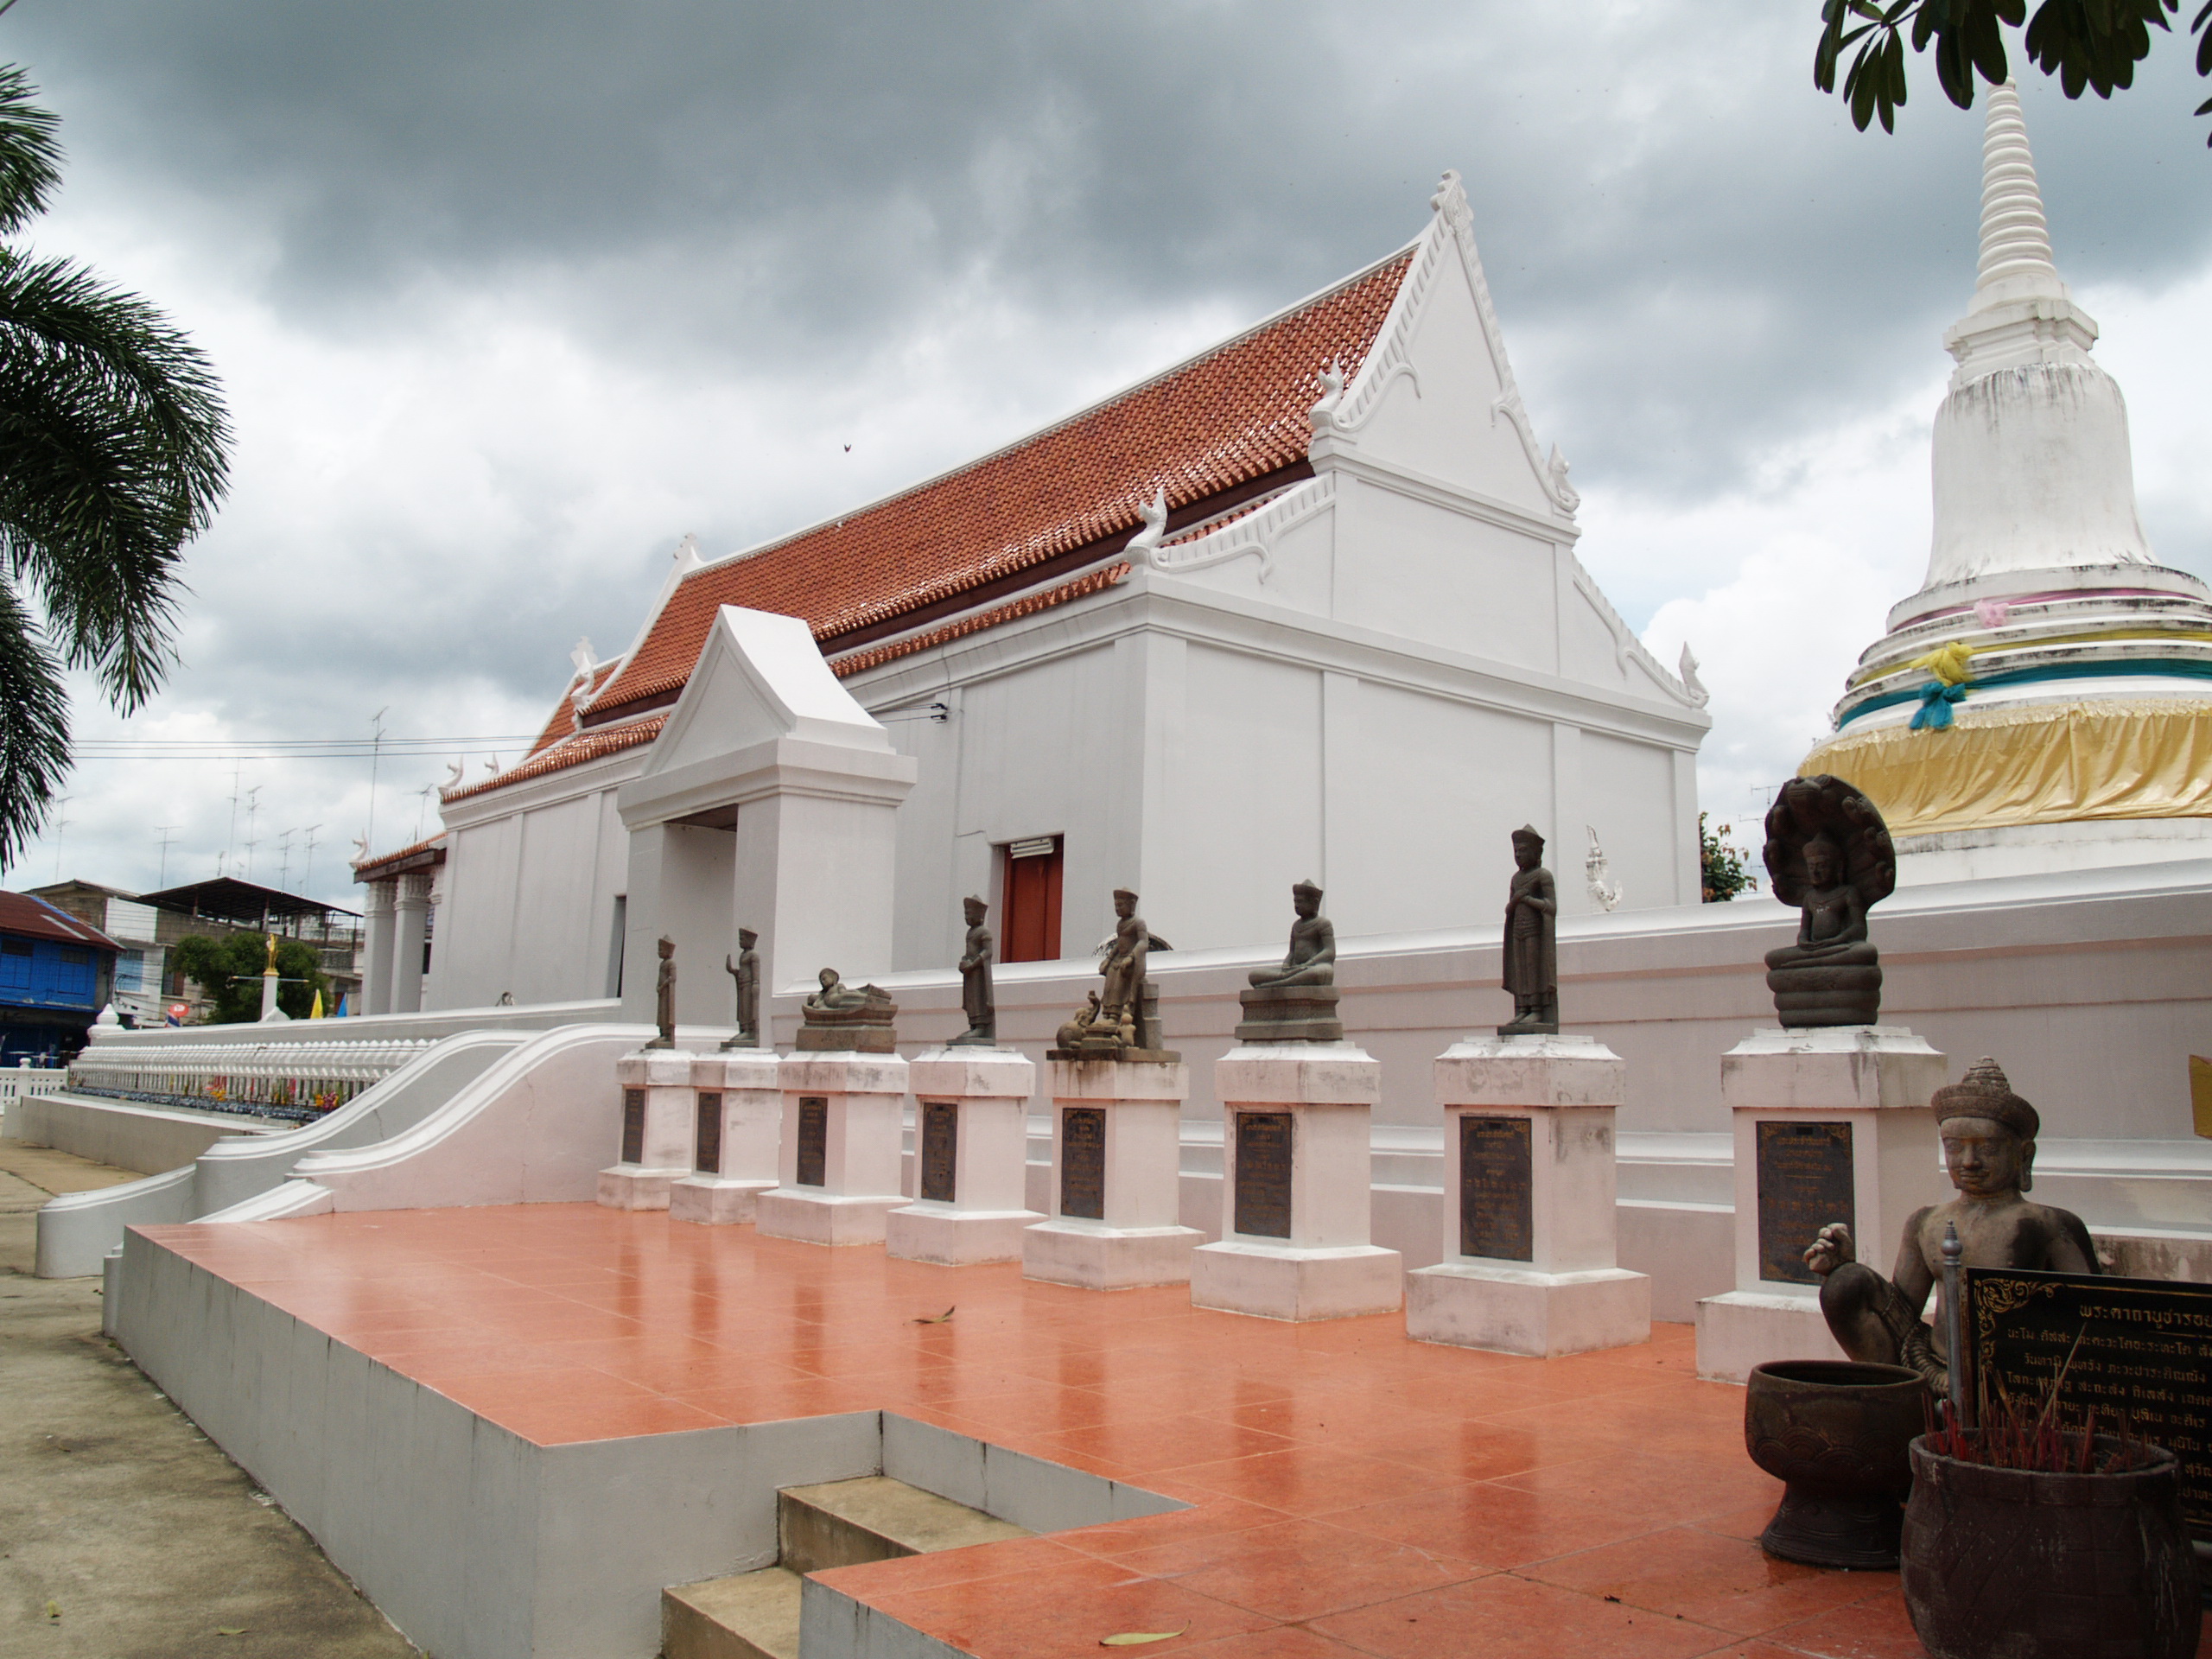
[{"x1": 0, "y1": 64, "x2": 230, "y2": 867}]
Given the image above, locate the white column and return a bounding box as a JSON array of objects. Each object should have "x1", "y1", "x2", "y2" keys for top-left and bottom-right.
[
  {"x1": 1694, "y1": 1026, "x2": 1948, "y2": 1383},
  {"x1": 887, "y1": 1046, "x2": 1040, "y2": 1265},
  {"x1": 753, "y1": 1052, "x2": 911, "y2": 1246},
  {"x1": 362, "y1": 880, "x2": 397, "y2": 1015},
  {"x1": 670, "y1": 1050, "x2": 783, "y2": 1225},
  {"x1": 1022, "y1": 1058, "x2": 1200, "y2": 1290},
  {"x1": 391, "y1": 874, "x2": 430, "y2": 1015},
  {"x1": 599, "y1": 1047, "x2": 697, "y2": 1211}
]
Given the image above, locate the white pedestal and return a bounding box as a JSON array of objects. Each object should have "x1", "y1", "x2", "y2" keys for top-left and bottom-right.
[
  {"x1": 598, "y1": 1048, "x2": 698, "y2": 1211},
  {"x1": 754, "y1": 1052, "x2": 909, "y2": 1246},
  {"x1": 1189, "y1": 1045, "x2": 1402, "y2": 1321},
  {"x1": 887, "y1": 1047, "x2": 1041, "y2": 1266},
  {"x1": 670, "y1": 1050, "x2": 782, "y2": 1226},
  {"x1": 1405, "y1": 1034, "x2": 1650, "y2": 1357},
  {"x1": 1694, "y1": 1025, "x2": 1948, "y2": 1382},
  {"x1": 1022, "y1": 1059, "x2": 1200, "y2": 1290}
]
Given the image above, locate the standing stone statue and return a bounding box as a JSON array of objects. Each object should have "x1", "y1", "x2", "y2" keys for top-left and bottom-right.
[
  {"x1": 646, "y1": 935, "x2": 677, "y2": 1048},
  {"x1": 951, "y1": 896, "x2": 996, "y2": 1046},
  {"x1": 1807, "y1": 1058, "x2": 2097, "y2": 1393},
  {"x1": 1236, "y1": 880, "x2": 1343, "y2": 1042},
  {"x1": 721, "y1": 928, "x2": 760, "y2": 1050},
  {"x1": 1051, "y1": 888, "x2": 1176, "y2": 1060},
  {"x1": 1762, "y1": 774, "x2": 1896, "y2": 1027},
  {"x1": 1498, "y1": 826, "x2": 1559, "y2": 1036}
]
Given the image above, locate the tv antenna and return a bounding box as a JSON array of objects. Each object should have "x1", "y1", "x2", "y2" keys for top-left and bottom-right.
[
  {"x1": 241, "y1": 785, "x2": 263, "y2": 880},
  {"x1": 300, "y1": 824, "x2": 321, "y2": 899},
  {"x1": 154, "y1": 824, "x2": 178, "y2": 887},
  {"x1": 364, "y1": 707, "x2": 389, "y2": 855}
]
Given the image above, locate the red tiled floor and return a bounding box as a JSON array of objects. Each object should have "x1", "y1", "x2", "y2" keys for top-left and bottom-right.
[{"x1": 135, "y1": 1205, "x2": 1923, "y2": 1658}]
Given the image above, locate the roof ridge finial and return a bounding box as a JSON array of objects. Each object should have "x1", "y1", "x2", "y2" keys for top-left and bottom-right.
[{"x1": 1971, "y1": 80, "x2": 2063, "y2": 313}]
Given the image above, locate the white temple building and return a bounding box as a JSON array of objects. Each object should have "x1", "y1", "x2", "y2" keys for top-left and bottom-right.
[
  {"x1": 1804, "y1": 83, "x2": 2212, "y2": 883},
  {"x1": 357, "y1": 173, "x2": 1712, "y2": 1015}
]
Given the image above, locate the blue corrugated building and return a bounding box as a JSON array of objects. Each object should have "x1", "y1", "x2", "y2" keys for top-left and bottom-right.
[{"x1": 0, "y1": 890, "x2": 118, "y2": 1064}]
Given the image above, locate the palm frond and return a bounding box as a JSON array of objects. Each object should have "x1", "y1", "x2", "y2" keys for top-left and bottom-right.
[
  {"x1": 0, "y1": 569, "x2": 72, "y2": 870},
  {"x1": 0, "y1": 65, "x2": 60, "y2": 238}
]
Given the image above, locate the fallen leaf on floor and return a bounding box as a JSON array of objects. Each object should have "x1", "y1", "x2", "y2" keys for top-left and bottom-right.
[
  {"x1": 45, "y1": 1600, "x2": 60, "y2": 1620},
  {"x1": 912, "y1": 1307, "x2": 956, "y2": 1324},
  {"x1": 1603, "y1": 1594, "x2": 1620, "y2": 1603},
  {"x1": 1101, "y1": 1630, "x2": 1186, "y2": 1646},
  {"x1": 218, "y1": 1628, "x2": 249, "y2": 1637}
]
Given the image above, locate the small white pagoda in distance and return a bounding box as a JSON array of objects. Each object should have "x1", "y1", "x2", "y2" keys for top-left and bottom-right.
[{"x1": 1806, "y1": 82, "x2": 2212, "y2": 884}]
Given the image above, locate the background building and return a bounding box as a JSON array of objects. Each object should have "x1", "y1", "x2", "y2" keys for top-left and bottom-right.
[{"x1": 0, "y1": 891, "x2": 118, "y2": 1062}]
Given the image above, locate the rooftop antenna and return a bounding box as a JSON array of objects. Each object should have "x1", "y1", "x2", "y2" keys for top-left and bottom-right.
[
  {"x1": 48, "y1": 795, "x2": 69, "y2": 882},
  {"x1": 241, "y1": 785, "x2": 263, "y2": 880},
  {"x1": 154, "y1": 824, "x2": 178, "y2": 887},
  {"x1": 276, "y1": 826, "x2": 296, "y2": 891},
  {"x1": 225, "y1": 761, "x2": 243, "y2": 871},
  {"x1": 365, "y1": 707, "x2": 389, "y2": 856},
  {"x1": 411, "y1": 782, "x2": 435, "y2": 843},
  {"x1": 301, "y1": 823, "x2": 321, "y2": 899}
]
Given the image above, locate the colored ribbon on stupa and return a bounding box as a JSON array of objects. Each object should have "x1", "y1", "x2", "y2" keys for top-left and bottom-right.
[{"x1": 1904, "y1": 641, "x2": 1977, "y2": 730}]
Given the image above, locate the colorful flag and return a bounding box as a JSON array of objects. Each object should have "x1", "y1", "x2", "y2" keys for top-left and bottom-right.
[{"x1": 310, "y1": 988, "x2": 325, "y2": 1020}]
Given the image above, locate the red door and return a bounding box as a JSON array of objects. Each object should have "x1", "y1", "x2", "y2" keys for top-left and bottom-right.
[{"x1": 1001, "y1": 837, "x2": 1063, "y2": 963}]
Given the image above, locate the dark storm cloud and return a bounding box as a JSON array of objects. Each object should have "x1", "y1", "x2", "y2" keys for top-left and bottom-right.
[{"x1": 16, "y1": 2, "x2": 2207, "y2": 499}]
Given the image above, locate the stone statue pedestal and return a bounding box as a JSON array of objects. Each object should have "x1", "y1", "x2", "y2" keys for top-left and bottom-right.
[
  {"x1": 597, "y1": 1047, "x2": 701, "y2": 1210},
  {"x1": 1189, "y1": 1045, "x2": 1402, "y2": 1322},
  {"x1": 669, "y1": 1050, "x2": 782, "y2": 1226},
  {"x1": 753, "y1": 1052, "x2": 911, "y2": 1247},
  {"x1": 885, "y1": 1047, "x2": 1041, "y2": 1265},
  {"x1": 1405, "y1": 1035, "x2": 1650, "y2": 1357},
  {"x1": 1694, "y1": 1026, "x2": 1948, "y2": 1382},
  {"x1": 1234, "y1": 985, "x2": 1343, "y2": 1045},
  {"x1": 1022, "y1": 1059, "x2": 1201, "y2": 1290}
]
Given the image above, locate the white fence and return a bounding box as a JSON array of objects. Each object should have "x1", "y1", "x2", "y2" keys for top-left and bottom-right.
[
  {"x1": 67, "y1": 1040, "x2": 435, "y2": 1123},
  {"x1": 0, "y1": 1064, "x2": 68, "y2": 1106}
]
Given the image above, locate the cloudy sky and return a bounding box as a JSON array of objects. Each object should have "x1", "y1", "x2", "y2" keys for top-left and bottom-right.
[{"x1": 4, "y1": 0, "x2": 2208, "y2": 908}]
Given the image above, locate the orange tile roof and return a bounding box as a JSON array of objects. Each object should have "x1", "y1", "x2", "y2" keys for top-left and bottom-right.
[
  {"x1": 588, "y1": 248, "x2": 1414, "y2": 720},
  {"x1": 826, "y1": 562, "x2": 1131, "y2": 678},
  {"x1": 441, "y1": 715, "x2": 669, "y2": 808},
  {"x1": 352, "y1": 832, "x2": 447, "y2": 883}
]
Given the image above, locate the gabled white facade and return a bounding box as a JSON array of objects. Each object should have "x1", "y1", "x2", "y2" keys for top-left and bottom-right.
[{"x1": 416, "y1": 173, "x2": 1708, "y2": 1007}]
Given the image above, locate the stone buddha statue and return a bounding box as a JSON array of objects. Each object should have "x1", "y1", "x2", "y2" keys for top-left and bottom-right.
[
  {"x1": 1236, "y1": 880, "x2": 1344, "y2": 1043},
  {"x1": 1761, "y1": 775, "x2": 1896, "y2": 1027},
  {"x1": 1250, "y1": 880, "x2": 1335, "y2": 988},
  {"x1": 1807, "y1": 1057, "x2": 2098, "y2": 1392}
]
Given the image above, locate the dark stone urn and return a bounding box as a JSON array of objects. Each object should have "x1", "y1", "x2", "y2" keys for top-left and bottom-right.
[
  {"x1": 1745, "y1": 1359, "x2": 1925, "y2": 1570},
  {"x1": 1902, "y1": 1435, "x2": 2202, "y2": 1659}
]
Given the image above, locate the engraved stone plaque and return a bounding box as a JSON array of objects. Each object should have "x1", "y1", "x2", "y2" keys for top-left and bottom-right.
[
  {"x1": 693, "y1": 1090, "x2": 722, "y2": 1174},
  {"x1": 1234, "y1": 1110, "x2": 1294, "y2": 1239},
  {"x1": 1458, "y1": 1114, "x2": 1534, "y2": 1262},
  {"x1": 1757, "y1": 1120, "x2": 1854, "y2": 1286},
  {"x1": 1968, "y1": 1266, "x2": 2212, "y2": 1545},
  {"x1": 1060, "y1": 1105, "x2": 1105, "y2": 1221},
  {"x1": 796, "y1": 1096, "x2": 828, "y2": 1188},
  {"x1": 620, "y1": 1087, "x2": 645, "y2": 1165},
  {"x1": 920, "y1": 1101, "x2": 958, "y2": 1205}
]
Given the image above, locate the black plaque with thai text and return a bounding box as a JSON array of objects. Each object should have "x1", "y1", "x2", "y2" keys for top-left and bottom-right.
[
  {"x1": 920, "y1": 1101, "x2": 958, "y2": 1204},
  {"x1": 1757, "y1": 1120, "x2": 1854, "y2": 1285},
  {"x1": 620, "y1": 1087, "x2": 645, "y2": 1165},
  {"x1": 693, "y1": 1090, "x2": 722, "y2": 1174},
  {"x1": 1060, "y1": 1106, "x2": 1105, "y2": 1220},
  {"x1": 1234, "y1": 1111, "x2": 1294, "y2": 1239},
  {"x1": 795, "y1": 1096, "x2": 828, "y2": 1187},
  {"x1": 1459, "y1": 1114, "x2": 1533, "y2": 1262},
  {"x1": 1967, "y1": 1267, "x2": 2212, "y2": 1544}
]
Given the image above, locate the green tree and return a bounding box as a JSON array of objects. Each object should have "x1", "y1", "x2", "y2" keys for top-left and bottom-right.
[
  {"x1": 0, "y1": 66, "x2": 231, "y2": 866},
  {"x1": 1700, "y1": 812, "x2": 1759, "y2": 903},
  {"x1": 171, "y1": 932, "x2": 327, "y2": 1025},
  {"x1": 1816, "y1": 1, "x2": 2212, "y2": 143}
]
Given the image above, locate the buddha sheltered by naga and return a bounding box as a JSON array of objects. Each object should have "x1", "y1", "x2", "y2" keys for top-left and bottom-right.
[
  {"x1": 795, "y1": 968, "x2": 899, "y2": 1053},
  {"x1": 1762, "y1": 775, "x2": 1896, "y2": 1027},
  {"x1": 1236, "y1": 880, "x2": 1344, "y2": 1043},
  {"x1": 1807, "y1": 1058, "x2": 2097, "y2": 1393}
]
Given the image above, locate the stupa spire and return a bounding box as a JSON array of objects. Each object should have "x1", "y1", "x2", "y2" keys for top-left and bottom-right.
[{"x1": 1970, "y1": 81, "x2": 2063, "y2": 312}]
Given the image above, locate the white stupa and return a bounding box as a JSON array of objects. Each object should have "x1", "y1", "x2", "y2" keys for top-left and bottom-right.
[{"x1": 1803, "y1": 81, "x2": 2212, "y2": 884}]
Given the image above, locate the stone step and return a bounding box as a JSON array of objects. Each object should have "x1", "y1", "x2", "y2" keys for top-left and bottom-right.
[
  {"x1": 776, "y1": 1475, "x2": 1032, "y2": 1577},
  {"x1": 662, "y1": 1566, "x2": 803, "y2": 1659}
]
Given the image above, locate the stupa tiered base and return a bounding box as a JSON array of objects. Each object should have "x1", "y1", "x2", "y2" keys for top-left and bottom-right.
[
  {"x1": 1405, "y1": 1034, "x2": 1649, "y2": 1359},
  {"x1": 596, "y1": 1046, "x2": 698, "y2": 1211},
  {"x1": 1189, "y1": 1044, "x2": 1402, "y2": 1322},
  {"x1": 753, "y1": 1052, "x2": 909, "y2": 1248},
  {"x1": 1694, "y1": 1025, "x2": 1946, "y2": 1382},
  {"x1": 668, "y1": 1049, "x2": 782, "y2": 1225},
  {"x1": 1022, "y1": 1058, "x2": 1199, "y2": 1289},
  {"x1": 886, "y1": 1046, "x2": 1041, "y2": 1266}
]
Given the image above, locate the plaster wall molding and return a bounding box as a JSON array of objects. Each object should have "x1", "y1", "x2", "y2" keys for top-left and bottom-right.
[{"x1": 1140, "y1": 474, "x2": 1338, "y2": 584}]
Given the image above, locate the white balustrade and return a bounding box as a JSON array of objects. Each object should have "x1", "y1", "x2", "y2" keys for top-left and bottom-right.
[{"x1": 67, "y1": 1039, "x2": 433, "y2": 1118}]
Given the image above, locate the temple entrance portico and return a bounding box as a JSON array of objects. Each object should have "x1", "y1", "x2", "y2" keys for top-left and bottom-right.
[{"x1": 612, "y1": 606, "x2": 917, "y2": 1025}]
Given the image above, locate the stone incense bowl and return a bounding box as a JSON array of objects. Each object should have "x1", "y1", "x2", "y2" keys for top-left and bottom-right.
[{"x1": 1745, "y1": 1359, "x2": 1926, "y2": 1570}]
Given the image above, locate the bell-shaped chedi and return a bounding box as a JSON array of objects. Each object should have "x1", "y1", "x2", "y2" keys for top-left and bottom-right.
[{"x1": 1803, "y1": 84, "x2": 2212, "y2": 884}]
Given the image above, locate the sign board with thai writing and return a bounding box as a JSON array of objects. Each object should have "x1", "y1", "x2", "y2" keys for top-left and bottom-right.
[
  {"x1": 1757, "y1": 1120, "x2": 1854, "y2": 1286},
  {"x1": 919, "y1": 1101, "x2": 957, "y2": 1204},
  {"x1": 694, "y1": 1090, "x2": 722, "y2": 1174},
  {"x1": 1966, "y1": 1266, "x2": 2212, "y2": 1544},
  {"x1": 795, "y1": 1096, "x2": 828, "y2": 1187},
  {"x1": 1233, "y1": 1110, "x2": 1293, "y2": 1239},
  {"x1": 620, "y1": 1088, "x2": 645, "y2": 1166},
  {"x1": 1458, "y1": 1114, "x2": 1533, "y2": 1262},
  {"x1": 1060, "y1": 1106, "x2": 1105, "y2": 1220}
]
